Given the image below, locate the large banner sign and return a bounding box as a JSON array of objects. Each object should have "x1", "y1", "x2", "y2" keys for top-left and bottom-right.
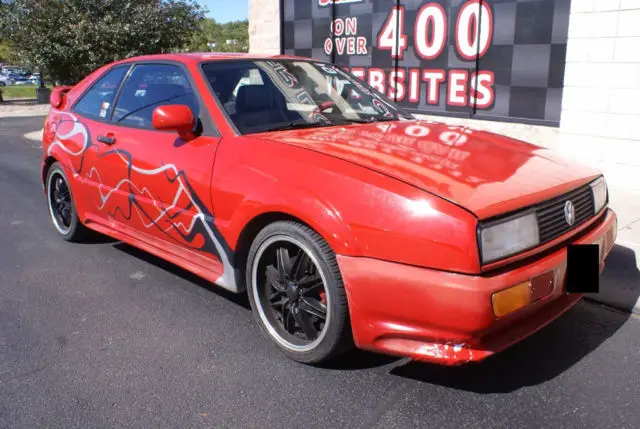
[{"x1": 282, "y1": 0, "x2": 570, "y2": 126}]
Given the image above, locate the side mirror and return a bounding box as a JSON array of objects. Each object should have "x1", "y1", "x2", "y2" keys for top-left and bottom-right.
[{"x1": 152, "y1": 104, "x2": 196, "y2": 141}]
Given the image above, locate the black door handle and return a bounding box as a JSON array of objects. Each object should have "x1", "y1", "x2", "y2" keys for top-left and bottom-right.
[{"x1": 97, "y1": 135, "x2": 115, "y2": 145}]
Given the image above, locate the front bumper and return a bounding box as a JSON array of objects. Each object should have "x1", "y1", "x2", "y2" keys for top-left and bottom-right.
[{"x1": 338, "y1": 209, "x2": 617, "y2": 366}]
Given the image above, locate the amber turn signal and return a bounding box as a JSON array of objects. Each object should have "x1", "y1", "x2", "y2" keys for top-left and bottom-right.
[{"x1": 492, "y1": 281, "x2": 531, "y2": 318}]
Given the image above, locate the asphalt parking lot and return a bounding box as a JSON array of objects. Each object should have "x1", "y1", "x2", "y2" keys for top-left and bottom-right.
[{"x1": 1, "y1": 115, "x2": 640, "y2": 429}]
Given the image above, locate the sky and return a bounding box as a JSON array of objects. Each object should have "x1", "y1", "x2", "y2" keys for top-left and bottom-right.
[{"x1": 198, "y1": 0, "x2": 248, "y2": 22}]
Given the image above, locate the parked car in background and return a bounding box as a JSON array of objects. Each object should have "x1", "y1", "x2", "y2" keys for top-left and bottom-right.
[
  {"x1": 13, "y1": 77, "x2": 32, "y2": 85},
  {"x1": 1, "y1": 66, "x2": 20, "y2": 75},
  {"x1": 28, "y1": 74, "x2": 42, "y2": 85},
  {"x1": 41, "y1": 53, "x2": 617, "y2": 366},
  {"x1": 7, "y1": 73, "x2": 25, "y2": 81},
  {"x1": 0, "y1": 75, "x2": 14, "y2": 86}
]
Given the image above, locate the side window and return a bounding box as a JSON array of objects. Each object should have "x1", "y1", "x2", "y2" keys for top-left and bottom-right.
[
  {"x1": 112, "y1": 64, "x2": 197, "y2": 129},
  {"x1": 73, "y1": 66, "x2": 129, "y2": 119}
]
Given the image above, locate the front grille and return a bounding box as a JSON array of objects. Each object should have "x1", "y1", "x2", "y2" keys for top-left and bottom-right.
[{"x1": 536, "y1": 185, "x2": 595, "y2": 244}]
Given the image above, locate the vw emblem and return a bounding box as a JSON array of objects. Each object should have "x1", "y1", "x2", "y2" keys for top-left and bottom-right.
[{"x1": 564, "y1": 200, "x2": 575, "y2": 226}]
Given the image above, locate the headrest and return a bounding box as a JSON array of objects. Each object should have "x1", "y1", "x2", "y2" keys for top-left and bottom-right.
[{"x1": 236, "y1": 85, "x2": 279, "y2": 112}]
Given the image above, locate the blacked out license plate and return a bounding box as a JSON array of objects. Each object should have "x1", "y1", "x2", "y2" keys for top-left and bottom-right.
[{"x1": 565, "y1": 244, "x2": 600, "y2": 294}]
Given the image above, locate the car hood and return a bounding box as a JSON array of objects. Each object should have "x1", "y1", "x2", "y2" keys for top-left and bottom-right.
[{"x1": 256, "y1": 120, "x2": 602, "y2": 219}]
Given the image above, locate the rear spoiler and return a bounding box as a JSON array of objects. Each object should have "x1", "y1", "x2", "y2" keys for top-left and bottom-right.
[{"x1": 50, "y1": 86, "x2": 73, "y2": 109}]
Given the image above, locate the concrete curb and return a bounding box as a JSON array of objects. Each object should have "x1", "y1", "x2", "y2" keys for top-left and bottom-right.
[
  {"x1": 0, "y1": 105, "x2": 50, "y2": 119},
  {"x1": 587, "y1": 239, "x2": 640, "y2": 316}
]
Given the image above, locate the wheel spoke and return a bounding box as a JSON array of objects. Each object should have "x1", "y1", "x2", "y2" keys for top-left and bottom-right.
[
  {"x1": 299, "y1": 297, "x2": 327, "y2": 320},
  {"x1": 292, "y1": 305, "x2": 317, "y2": 340},
  {"x1": 265, "y1": 265, "x2": 284, "y2": 291},
  {"x1": 55, "y1": 178, "x2": 63, "y2": 193},
  {"x1": 267, "y1": 289, "x2": 285, "y2": 302},
  {"x1": 282, "y1": 302, "x2": 295, "y2": 333},
  {"x1": 299, "y1": 274, "x2": 323, "y2": 294},
  {"x1": 289, "y1": 249, "x2": 309, "y2": 281},
  {"x1": 61, "y1": 207, "x2": 72, "y2": 224},
  {"x1": 276, "y1": 247, "x2": 290, "y2": 281},
  {"x1": 272, "y1": 296, "x2": 288, "y2": 308}
]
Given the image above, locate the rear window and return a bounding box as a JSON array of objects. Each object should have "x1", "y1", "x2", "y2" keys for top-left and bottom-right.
[{"x1": 73, "y1": 66, "x2": 129, "y2": 119}]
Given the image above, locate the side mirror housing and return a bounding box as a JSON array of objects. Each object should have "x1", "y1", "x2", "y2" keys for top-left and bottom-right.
[{"x1": 152, "y1": 104, "x2": 196, "y2": 141}]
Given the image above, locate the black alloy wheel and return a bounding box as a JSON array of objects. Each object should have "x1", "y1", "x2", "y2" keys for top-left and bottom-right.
[
  {"x1": 49, "y1": 174, "x2": 73, "y2": 233},
  {"x1": 46, "y1": 162, "x2": 89, "y2": 241},
  {"x1": 259, "y1": 238, "x2": 327, "y2": 346},
  {"x1": 247, "y1": 221, "x2": 352, "y2": 364}
]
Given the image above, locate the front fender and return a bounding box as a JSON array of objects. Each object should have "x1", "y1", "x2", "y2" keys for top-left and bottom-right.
[{"x1": 217, "y1": 174, "x2": 362, "y2": 256}]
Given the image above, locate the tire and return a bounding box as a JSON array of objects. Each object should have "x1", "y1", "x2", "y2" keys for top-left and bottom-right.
[
  {"x1": 0, "y1": 82, "x2": 6, "y2": 87},
  {"x1": 46, "y1": 162, "x2": 90, "y2": 242},
  {"x1": 246, "y1": 221, "x2": 353, "y2": 364}
]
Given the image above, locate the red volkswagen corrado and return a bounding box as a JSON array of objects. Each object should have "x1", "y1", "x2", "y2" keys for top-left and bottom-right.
[{"x1": 41, "y1": 53, "x2": 617, "y2": 365}]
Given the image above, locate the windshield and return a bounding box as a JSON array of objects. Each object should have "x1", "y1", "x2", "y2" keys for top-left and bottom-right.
[{"x1": 201, "y1": 60, "x2": 413, "y2": 134}]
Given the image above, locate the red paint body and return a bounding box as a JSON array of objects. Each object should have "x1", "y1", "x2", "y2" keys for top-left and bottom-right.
[{"x1": 41, "y1": 53, "x2": 617, "y2": 365}]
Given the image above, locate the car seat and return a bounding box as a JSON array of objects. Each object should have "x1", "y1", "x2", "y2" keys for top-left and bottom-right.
[{"x1": 232, "y1": 85, "x2": 289, "y2": 133}]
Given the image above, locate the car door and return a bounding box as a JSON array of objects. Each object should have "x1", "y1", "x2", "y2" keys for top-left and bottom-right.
[
  {"x1": 84, "y1": 62, "x2": 229, "y2": 281},
  {"x1": 61, "y1": 64, "x2": 131, "y2": 207}
]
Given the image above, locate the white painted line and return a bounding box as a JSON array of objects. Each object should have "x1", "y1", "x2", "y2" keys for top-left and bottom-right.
[{"x1": 23, "y1": 129, "x2": 43, "y2": 141}]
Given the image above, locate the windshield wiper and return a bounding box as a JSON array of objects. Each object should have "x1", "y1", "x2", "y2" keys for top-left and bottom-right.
[
  {"x1": 263, "y1": 120, "x2": 334, "y2": 132},
  {"x1": 341, "y1": 116, "x2": 402, "y2": 124}
]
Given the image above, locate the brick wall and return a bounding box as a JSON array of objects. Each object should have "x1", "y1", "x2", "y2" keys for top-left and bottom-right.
[{"x1": 557, "y1": 0, "x2": 640, "y2": 174}]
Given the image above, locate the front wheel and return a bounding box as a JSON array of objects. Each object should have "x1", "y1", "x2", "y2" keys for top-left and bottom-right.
[
  {"x1": 46, "y1": 162, "x2": 90, "y2": 242},
  {"x1": 246, "y1": 221, "x2": 353, "y2": 364}
]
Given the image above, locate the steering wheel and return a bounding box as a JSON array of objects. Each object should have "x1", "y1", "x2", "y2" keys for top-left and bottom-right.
[{"x1": 308, "y1": 101, "x2": 336, "y2": 120}]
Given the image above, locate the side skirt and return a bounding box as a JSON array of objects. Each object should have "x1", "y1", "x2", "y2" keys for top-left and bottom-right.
[{"x1": 83, "y1": 218, "x2": 241, "y2": 293}]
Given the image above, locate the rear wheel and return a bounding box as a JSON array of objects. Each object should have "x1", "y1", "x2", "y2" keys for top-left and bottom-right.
[
  {"x1": 246, "y1": 221, "x2": 352, "y2": 364},
  {"x1": 46, "y1": 162, "x2": 90, "y2": 242}
]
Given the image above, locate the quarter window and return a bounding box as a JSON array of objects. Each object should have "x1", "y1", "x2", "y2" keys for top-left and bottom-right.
[
  {"x1": 73, "y1": 66, "x2": 129, "y2": 119},
  {"x1": 112, "y1": 64, "x2": 198, "y2": 129}
]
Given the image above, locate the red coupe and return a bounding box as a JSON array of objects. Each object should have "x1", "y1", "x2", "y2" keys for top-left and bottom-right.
[{"x1": 41, "y1": 53, "x2": 617, "y2": 365}]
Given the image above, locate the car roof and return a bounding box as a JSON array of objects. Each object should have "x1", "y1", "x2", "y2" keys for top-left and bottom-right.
[{"x1": 111, "y1": 52, "x2": 313, "y2": 66}]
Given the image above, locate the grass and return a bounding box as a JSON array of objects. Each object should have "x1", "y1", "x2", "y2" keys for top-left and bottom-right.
[{"x1": 0, "y1": 84, "x2": 54, "y2": 100}]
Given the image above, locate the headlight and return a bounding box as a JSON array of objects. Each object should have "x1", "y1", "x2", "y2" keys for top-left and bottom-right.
[
  {"x1": 590, "y1": 177, "x2": 607, "y2": 214},
  {"x1": 479, "y1": 213, "x2": 539, "y2": 264}
]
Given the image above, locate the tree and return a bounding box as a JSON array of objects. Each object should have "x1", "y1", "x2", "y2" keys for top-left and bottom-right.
[
  {"x1": 0, "y1": 0, "x2": 205, "y2": 84},
  {"x1": 0, "y1": 40, "x2": 12, "y2": 63},
  {"x1": 187, "y1": 19, "x2": 249, "y2": 53}
]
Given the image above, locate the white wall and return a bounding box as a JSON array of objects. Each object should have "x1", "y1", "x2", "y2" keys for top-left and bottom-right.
[
  {"x1": 558, "y1": 0, "x2": 640, "y2": 186},
  {"x1": 248, "y1": 0, "x2": 281, "y2": 55}
]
